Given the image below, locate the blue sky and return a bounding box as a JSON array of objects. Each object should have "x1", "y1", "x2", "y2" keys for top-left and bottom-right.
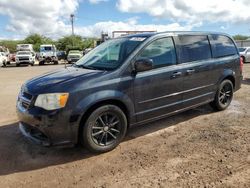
[{"x1": 0, "y1": 0, "x2": 249, "y2": 39}]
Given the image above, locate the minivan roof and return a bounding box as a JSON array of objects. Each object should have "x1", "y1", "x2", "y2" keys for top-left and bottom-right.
[{"x1": 121, "y1": 31, "x2": 231, "y2": 38}]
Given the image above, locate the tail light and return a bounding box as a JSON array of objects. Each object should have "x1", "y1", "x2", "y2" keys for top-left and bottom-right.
[{"x1": 240, "y1": 56, "x2": 243, "y2": 74}]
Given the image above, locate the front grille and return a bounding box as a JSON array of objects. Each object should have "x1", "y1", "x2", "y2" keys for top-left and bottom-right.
[
  {"x1": 19, "y1": 57, "x2": 29, "y2": 61},
  {"x1": 19, "y1": 91, "x2": 34, "y2": 110},
  {"x1": 69, "y1": 56, "x2": 80, "y2": 59},
  {"x1": 22, "y1": 92, "x2": 33, "y2": 100}
]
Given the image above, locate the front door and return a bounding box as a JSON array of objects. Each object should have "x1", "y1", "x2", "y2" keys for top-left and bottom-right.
[{"x1": 133, "y1": 37, "x2": 184, "y2": 122}]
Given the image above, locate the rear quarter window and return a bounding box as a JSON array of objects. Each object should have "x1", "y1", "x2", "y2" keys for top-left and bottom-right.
[
  {"x1": 210, "y1": 34, "x2": 237, "y2": 58},
  {"x1": 177, "y1": 35, "x2": 211, "y2": 63}
]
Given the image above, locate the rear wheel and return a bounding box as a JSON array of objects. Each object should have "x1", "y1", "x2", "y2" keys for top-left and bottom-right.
[
  {"x1": 81, "y1": 105, "x2": 127, "y2": 153},
  {"x1": 210, "y1": 79, "x2": 233, "y2": 111}
]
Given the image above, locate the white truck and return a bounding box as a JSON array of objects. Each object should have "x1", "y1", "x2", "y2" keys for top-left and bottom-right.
[
  {"x1": 39, "y1": 44, "x2": 58, "y2": 65},
  {"x1": 67, "y1": 50, "x2": 83, "y2": 63},
  {"x1": 15, "y1": 51, "x2": 36, "y2": 66},
  {"x1": 16, "y1": 44, "x2": 33, "y2": 52}
]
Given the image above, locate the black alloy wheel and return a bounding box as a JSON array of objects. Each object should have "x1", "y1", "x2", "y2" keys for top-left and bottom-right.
[
  {"x1": 210, "y1": 79, "x2": 233, "y2": 111},
  {"x1": 81, "y1": 105, "x2": 127, "y2": 153}
]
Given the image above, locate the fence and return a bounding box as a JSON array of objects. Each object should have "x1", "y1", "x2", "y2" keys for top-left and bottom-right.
[{"x1": 235, "y1": 40, "x2": 250, "y2": 47}]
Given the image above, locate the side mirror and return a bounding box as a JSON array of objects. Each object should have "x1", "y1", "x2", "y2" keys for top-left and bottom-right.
[{"x1": 134, "y1": 58, "x2": 153, "y2": 73}]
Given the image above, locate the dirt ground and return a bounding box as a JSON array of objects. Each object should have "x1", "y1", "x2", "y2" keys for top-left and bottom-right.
[{"x1": 0, "y1": 63, "x2": 249, "y2": 188}]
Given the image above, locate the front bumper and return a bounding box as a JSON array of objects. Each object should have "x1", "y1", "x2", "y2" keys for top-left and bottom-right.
[
  {"x1": 16, "y1": 101, "x2": 77, "y2": 147},
  {"x1": 19, "y1": 122, "x2": 50, "y2": 146},
  {"x1": 39, "y1": 57, "x2": 58, "y2": 62},
  {"x1": 16, "y1": 59, "x2": 33, "y2": 64},
  {"x1": 68, "y1": 58, "x2": 80, "y2": 63}
]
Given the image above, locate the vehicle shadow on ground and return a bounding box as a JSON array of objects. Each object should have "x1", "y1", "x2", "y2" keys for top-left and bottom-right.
[
  {"x1": 0, "y1": 104, "x2": 214, "y2": 176},
  {"x1": 242, "y1": 78, "x2": 250, "y2": 85}
]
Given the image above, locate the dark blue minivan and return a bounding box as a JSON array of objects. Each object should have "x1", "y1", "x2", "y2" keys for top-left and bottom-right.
[{"x1": 17, "y1": 32, "x2": 243, "y2": 153}]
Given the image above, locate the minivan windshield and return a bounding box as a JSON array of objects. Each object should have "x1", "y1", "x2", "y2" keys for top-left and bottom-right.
[
  {"x1": 75, "y1": 37, "x2": 146, "y2": 70},
  {"x1": 238, "y1": 47, "x2": 246, "y2": 52}
]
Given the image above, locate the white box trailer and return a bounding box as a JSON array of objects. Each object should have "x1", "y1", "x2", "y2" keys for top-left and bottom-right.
[{"x1": 16, "y1": 44, "x2": 34, "y2": 52}]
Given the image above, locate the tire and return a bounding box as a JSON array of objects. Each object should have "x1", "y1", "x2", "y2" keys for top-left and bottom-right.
[
  {"x1": 3, "y1": 60, "x2": 6, "y2": 67},
  {"x1": 210, "y1": 79, "x2": 233, "y2": 111},
  {"x1": 81, "y1": 105, "x2": 127, "y2": 153},
  {"x1": 54, "y1": 61, "x2": 59, "y2": 65},
  {"x1": 39, "y1": 61, "x2": 44, "y2": 66},
  {"x1": 30, "y1": 62, "x2": 34, "y2": 66},
  {"x1": 16, "y1": 63, "x2": 20, "y2": 67}
]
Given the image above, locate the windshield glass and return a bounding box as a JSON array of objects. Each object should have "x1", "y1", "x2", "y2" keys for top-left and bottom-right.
[
  {"x1": 17, "y1": 51, "x2": 31, "y2": 55},
  {"x1": 40, "y1": 46, "x2": 53, "y2": 52},
  {"x1": 238, "y1": 47, "x2": 246, "y2": 52},
  {"x1": 75, "y1": 37, "x2": 146, "y2": 70},
  {"x1": 69, "y1": 50, "x2": 80, "y2": 54}
]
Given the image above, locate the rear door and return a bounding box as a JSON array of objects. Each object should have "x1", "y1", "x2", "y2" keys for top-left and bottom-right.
[
  {"x1": 133, "y1": 37, "x2": 184, "y2": 122},
  {"x1": 175, "y1": 35, "x2": 217, "y2": 107}
]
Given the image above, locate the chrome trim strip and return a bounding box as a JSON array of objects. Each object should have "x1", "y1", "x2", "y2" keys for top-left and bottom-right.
[
  {"x1": 136, "y1": 92, "x2": 214, "y2": 115},
  {"x1": 133, "y1": 99, "x2": 213, "y2": 126},
  {"x1": 19, "y1": 96, "x2": 31, "y2": 103},
  {"x1": 138, "y1": 84, "x2": 215, "y2": 104}
]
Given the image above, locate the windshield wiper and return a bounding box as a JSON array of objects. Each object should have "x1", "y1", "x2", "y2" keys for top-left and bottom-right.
[{"x1": 73, "y1": 64, "x2": 98, "y2": 70}]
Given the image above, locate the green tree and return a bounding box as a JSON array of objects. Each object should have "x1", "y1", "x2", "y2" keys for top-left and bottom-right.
[
  {"x1": 0, "y1": 40, "x2": 22, "y2": 53},
  {"x1": 233, "y1": 35, "x2": 250, "y2": 41},
  {"x1": 56, "y1": 35, "x2": 84, "y2": 52},
  {"x1": 23, "y1": 34, "x2": 54, "y2": 51}
]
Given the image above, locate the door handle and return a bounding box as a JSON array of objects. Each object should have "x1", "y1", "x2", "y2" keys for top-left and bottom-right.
[
  {"x1": 186, "y1": 69, "x2": 195, "y2": 75},
  {"x1": 171, "y1": 72, "x2": 182, "y2": 78}
]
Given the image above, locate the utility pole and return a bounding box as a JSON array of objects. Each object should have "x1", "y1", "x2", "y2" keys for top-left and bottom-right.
[{"x1": 70, "y1": 14, "x2": 75, "y2": 36}]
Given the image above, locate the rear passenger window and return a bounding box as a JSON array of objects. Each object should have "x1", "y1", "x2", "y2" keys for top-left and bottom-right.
[
  {"x1": 178, "y1": 35, "x2": 211, "y2": 63},
  {"x1": 210, "y1": 34, "x2": 237, "y2": 58},
  {"x1": 137, "y1": 37, "x2": 176, "y2": 69}
]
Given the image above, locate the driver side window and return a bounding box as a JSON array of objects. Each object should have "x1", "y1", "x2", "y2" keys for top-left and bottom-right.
[{"x1": 137, "y1": 37, "x2": 177, "y2": 69}]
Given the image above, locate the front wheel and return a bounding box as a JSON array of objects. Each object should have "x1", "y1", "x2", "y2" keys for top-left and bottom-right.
[
  {"x1": 210, "y1": 79, "x2": 233, "y2": 111},
  {"x1": 81, "y1": 105, "x2": 127, "y2": 153}
]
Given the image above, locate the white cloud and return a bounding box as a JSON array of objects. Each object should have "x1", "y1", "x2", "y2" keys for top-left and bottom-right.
[
  {"x1": 0, "y1": 0, "x2": 199, "y2": 39},
  {"x1": 117, "y1": 0, "x2": 250, "y2": 25},
  {"x1": 75, "y1": 20, "x2": 200, "y2": 38},
  {"x1": 89, "y1": 0, "x2": 109, "y2": 4},
  {"x1": 0, "y1": 0, "x2": 79, "y2": 38}
]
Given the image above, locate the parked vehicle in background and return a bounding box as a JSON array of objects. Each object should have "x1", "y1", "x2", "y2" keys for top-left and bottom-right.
[
  {"x1": 238, "y1": 47, "x2": 250, "y2": 63},
  {"x1": 17, "y1": 32, "x2": 242, "y2": 153},
  {"x1": 16, "y1": 51, "x2": 35, "y2": 66},
  {"x1": 67, "y1": 50, "x2": 82, "y2": 63},
  {"x1": 57, "y1": 51, "x2": 67, "y2": 60},
  {"x1": 83, "y1": 48, "x2": 93, "y2": 55},
  {"x1": 8, "y1": 53, "x2": 16, "y2": 62},
  {"x1": 39, "y1": 44, "x2": 58, "y2": 65},
  {"x1": 0, "y1": 52, "x2": 8, "y2": 67},
  {"x1": 16, "y1": 44, "x2": 33, "y2": 52}
]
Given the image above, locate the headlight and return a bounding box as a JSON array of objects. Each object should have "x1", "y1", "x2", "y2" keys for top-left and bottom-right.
[{"x1": 34, "y1": 93, "x2": 69, "y2": 110}]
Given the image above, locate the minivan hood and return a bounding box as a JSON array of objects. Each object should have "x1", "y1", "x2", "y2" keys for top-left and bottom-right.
[{"x1": 25, "y1": 66, "x2": 103, "y2": 94}]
